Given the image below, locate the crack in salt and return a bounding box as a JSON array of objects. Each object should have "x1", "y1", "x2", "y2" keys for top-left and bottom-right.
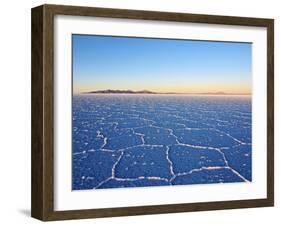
[
  {"x1": 118, "y1": 144, "x2": 164, "y2": 152},
  {"x1": 111, "y1": 151, "x2": 124, "y2": 178},
  {"x1": 131, "y1": 128, "x2": 146, "y2": 145},
  {"x1": 174, "y1": 143, "x2": 248, "y2": 182},
  {"x1": 170, "y1": 165, "x2": 249, "y2": 183},
  {"x1": 227, "y1": 167, "x2": 250, "y2": 182},
  {"x1": 165, "y1": 146, "x2": 175, "y2": 178},
  {"x1": 97, "y1": 130, "x2": 108, "y2": 149},
  {"x1": 94, "y1": 177, "x2": 112, "y2": 189},
  {"x1": 94, "y1": 151, "x2": 125, "y2": 189},
  {"x1": 115, "y1": 176, "x2": 169, "y2": 182}
]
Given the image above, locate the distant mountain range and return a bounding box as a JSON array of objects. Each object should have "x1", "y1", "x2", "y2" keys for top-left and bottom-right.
[
  {"x1": 86, "y1": 89, "x2": 157, "y2": 94},
  {"x1": 84, "y1": 89, "x2": 249, "y2": 95}
]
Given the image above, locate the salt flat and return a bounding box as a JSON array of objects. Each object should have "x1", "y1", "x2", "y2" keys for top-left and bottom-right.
[{"x1": 72, "y1": 95, "x2": 252, "y2": 190}]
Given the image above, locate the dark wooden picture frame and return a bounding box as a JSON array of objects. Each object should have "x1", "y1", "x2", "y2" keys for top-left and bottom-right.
[{"x1": 31, "y1": 4, "x2": 274, "y2": 221}]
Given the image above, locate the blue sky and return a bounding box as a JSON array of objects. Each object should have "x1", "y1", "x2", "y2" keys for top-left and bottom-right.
[{"x1": 72, "y1": 34, "x2": 252, "y2": 94}]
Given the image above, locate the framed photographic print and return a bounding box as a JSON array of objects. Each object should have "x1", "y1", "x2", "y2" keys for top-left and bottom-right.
[{"x1": 31, "y1": 4, "x2": 274, "y2": 221}]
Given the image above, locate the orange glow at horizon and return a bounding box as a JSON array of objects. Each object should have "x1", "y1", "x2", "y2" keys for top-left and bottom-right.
[{"x1": 73, "y1": 82, "x2": 251, "y2": 95}]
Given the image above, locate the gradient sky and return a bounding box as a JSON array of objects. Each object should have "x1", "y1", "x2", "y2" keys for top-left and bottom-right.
[{"x1": 72, "y1": 34, "x2": 252, "y2": 94}]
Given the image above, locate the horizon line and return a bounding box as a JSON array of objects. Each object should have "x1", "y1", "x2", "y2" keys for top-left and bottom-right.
[
  {"x1": 77, "y1": 93, "x2": 252, "y2": 96},
  {"x1": 75, "y1": 89, "x2": 251, "y2": 96}
]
